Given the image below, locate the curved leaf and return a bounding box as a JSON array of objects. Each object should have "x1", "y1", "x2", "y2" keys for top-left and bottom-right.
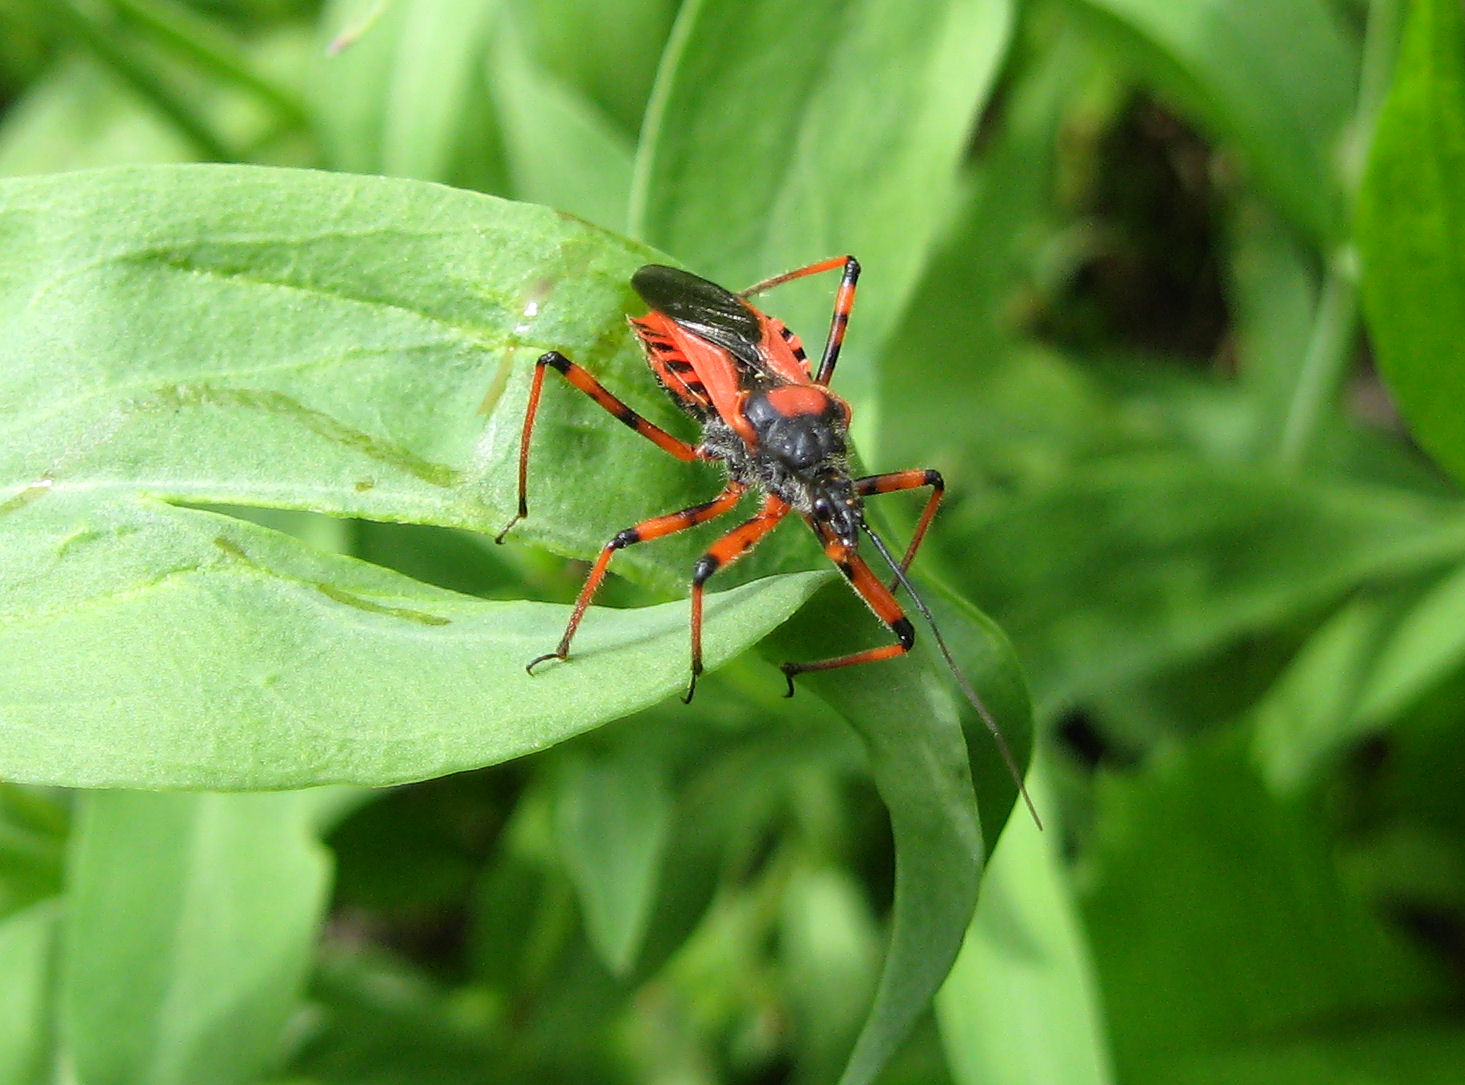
[
  {"x1": 1356, "y1": 0, "x2": 1465, "y2": 485},
  {"x1": 632, "y1": 0, "x2": 1013, "y2": 399},
  {"x1": 763, "y1": 576, "x2": 1034, "y2": 1085}
]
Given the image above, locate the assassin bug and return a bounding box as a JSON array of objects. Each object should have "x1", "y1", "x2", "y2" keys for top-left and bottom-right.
[{"x1": 497, "y1": 257, "x2": 1038, "y2": 826}]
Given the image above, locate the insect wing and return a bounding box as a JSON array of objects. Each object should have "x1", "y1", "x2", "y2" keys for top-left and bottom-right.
[{"x1": 632, "y1": 265, "x2": 765, "y2": 369}]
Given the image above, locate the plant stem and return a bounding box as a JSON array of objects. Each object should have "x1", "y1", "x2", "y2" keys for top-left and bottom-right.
[
  {"x1": 1276, "y1": 0, "x2": 1397, "y2": 468},
  {"x1": 1277, "y1": 254, "x2": 1357, "y2": 468}
]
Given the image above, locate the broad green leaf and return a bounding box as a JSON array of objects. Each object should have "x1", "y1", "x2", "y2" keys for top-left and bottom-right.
[
  {"x1": 0, "y1": 900, "x2": 56, "y2": 1085},
  {"x1": 946, "y1": 458, "x2": 1465, "y2": 717},
  {"x1": 937, "y1": 767, "x2": 1114, "y2": 1085},
  {"x1": 1081, "y1": 734, "x2": 1446, "y2": 1085},
  {"x1": 0, "y1": 492, "x2": 827, "y2": 788},
  {"x1": 632, "y1": 0, "x2": 1014, "y2": 406},
  {"x1": 61, "y1": 790, "x2": 331, "y2": 1085},
  {"x1": 0, "y1": 164, "x2": 829, "y2": 787},
  {"x1": 1067, "y1": 0, "x2": 1356, "y2": 241},
  {"x1": 554, "y1": 746, "x2": 674, "y2": 975},
  {"x1": 764, "y1": 577, "x2": 1034, "y2": 1085},
  {"x1": 1356, "y1": 0, "x2": 1465, "y2": 486}
]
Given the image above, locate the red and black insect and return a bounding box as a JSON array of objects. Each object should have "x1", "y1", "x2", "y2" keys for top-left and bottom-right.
[{"x1": 497, "y1": 257, "x2": 1037, "y2": 824}]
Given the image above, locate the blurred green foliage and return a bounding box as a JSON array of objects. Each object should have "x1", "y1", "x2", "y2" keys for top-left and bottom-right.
[{"x1": 1, "y1": 0, "x2": 1463, "y2": 1082}]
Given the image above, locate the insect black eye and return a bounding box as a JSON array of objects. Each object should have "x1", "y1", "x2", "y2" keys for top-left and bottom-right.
[{"x1": 813, "y1": 495, "x2": 833, "y2": 519}]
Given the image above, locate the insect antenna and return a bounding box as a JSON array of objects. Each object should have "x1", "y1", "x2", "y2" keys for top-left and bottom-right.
[{"x1": 862, "y1": 525, "x2": 1043, "y2": 830}]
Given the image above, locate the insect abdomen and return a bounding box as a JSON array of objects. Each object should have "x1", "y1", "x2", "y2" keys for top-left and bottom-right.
[{"x1": 631, "y1": 317, "x2": 714, "y2": 416}]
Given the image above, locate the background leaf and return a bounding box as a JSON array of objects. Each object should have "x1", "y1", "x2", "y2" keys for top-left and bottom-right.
[
  {"x1": 0, "y1": 900, "x2": 55, "y2": 1085},
  {"x1": 1066, "y1": 0, "x2": 1356, "y2": 241},
  {"x1": 764, "y1": 578, "x2": 1034, "y2": 1085},
  {"x1": 633, "y1": 0, "x2": 1014, "y2": 407},
  {"x1": 1356, "y1": 0, "x2": 1465, "y2": 486},
  {"x1": 60, "y1": 790, "x2": 331, "y2": 1085},
  {"x1": 937, "y1": 769, "x2": 1113, "y2": 1085}
]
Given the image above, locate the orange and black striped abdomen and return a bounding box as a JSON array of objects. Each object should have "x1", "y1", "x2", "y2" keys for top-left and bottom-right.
[
  {"x1": 630, "y1": 309, "x2": 770, "y2": 422},
  {"x1": 630, "y1": 315, "x2": 714, "y2": 416}
]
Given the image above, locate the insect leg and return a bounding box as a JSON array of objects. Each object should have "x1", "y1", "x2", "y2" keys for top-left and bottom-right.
[
  {"x1": 853, "y1": 468, "x2": 944, "y2": 576},
  {"x1": 684, "y1": 495, "x2": 791, "y2": 702},
  {"x1": 778, "y1": 540, "x2": 915, "y2": 694},
  {"x1": 738, "y1": 257, "x2": 860, "y2": 387},
  {"x1": 496, "y1": 350, "x2": 703, "y2": 542},
  {"x1": 528, "y1": 481, "x2": 748, "y2": 673}
]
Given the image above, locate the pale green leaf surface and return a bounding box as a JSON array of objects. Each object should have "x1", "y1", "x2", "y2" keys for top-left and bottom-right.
[
  {"x1": 0, "y1": 164, "x2": 829, "y2": 788},
  {"x1": 0, "y1": 492, "x2": 826, "y2": 788},
  {"x1": 1356, "y1": 0, "x2": 1465, "y2": 485},
  {"x1": 61, "y1": 790, "x2": 331, "y2": 1085}
]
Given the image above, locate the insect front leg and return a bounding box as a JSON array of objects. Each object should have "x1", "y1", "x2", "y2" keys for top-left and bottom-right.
[
  {"x1": 527, "y1": 482, "x2": 747, "y2": 673},
  {"x1": 853, "y1": 468, "x2": 944, "y2": 577},
  {"x1": 778, "y1": 539, "x2": 915, "y2": 695},
  {"x1": 496, "y1": 350, "x2": 704, "y2": 542}
]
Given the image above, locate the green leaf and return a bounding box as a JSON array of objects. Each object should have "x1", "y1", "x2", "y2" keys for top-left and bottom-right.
[
  {"x1": 1068, "y1": 0, "x2": 1356, "y2": 241},
  {"x1": 0, "y1": 900, "x2": 56, "y2": 1085},
  {"x1": 0, "y1": 164, "x2": 829, "y2": 788},
  {"x1": 764, "y1": 577, "x2": 1034, "y2": 1085},
  {"x1": 1081, "y1": 733, "x2": 1447, "y2": 1085},
  {"x1": 937, "y1": 767, "x2": 1114, "y2": 1085},
  {"x1": 1356, "y1": 0, "x2": 1465, "y2": 486},
  {"x1": 632, "y1": 0, "x2": 1013, "y2": 402},
  {"x1": 554, "y1": 746, "x2": 674, "y2": 975},
  {"x1": 491, "y1": 19, "x2": 635, "y2": 230},
  {"x1": 314, "y1": 0, "x2": 505, "y2": 186},
  {"x1": 947, "y1": 458, "x2": 1465, "y2": 717},
  {"x1": 60, "y1": 790, "x2": 331, "y2": 1085},
  {"x1": 0, "y1": 492, "x2": 827, "y2": 788},
  {"x1": 1254, "y1": 560, "x2": 1465, "y2": 791}
]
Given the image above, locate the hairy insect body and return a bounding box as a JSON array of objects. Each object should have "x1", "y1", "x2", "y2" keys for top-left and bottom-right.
[
  {"x1": 631, "y1": 275, "x2": 863, "y2": 545},
  {"x1": 498, "y1": 256, "x2": 1039, "y2": 825}
]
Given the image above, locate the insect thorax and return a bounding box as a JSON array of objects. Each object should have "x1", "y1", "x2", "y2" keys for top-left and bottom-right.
[{"x1": 700, "y1": 414, "x2": 854, "y2": 519}]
